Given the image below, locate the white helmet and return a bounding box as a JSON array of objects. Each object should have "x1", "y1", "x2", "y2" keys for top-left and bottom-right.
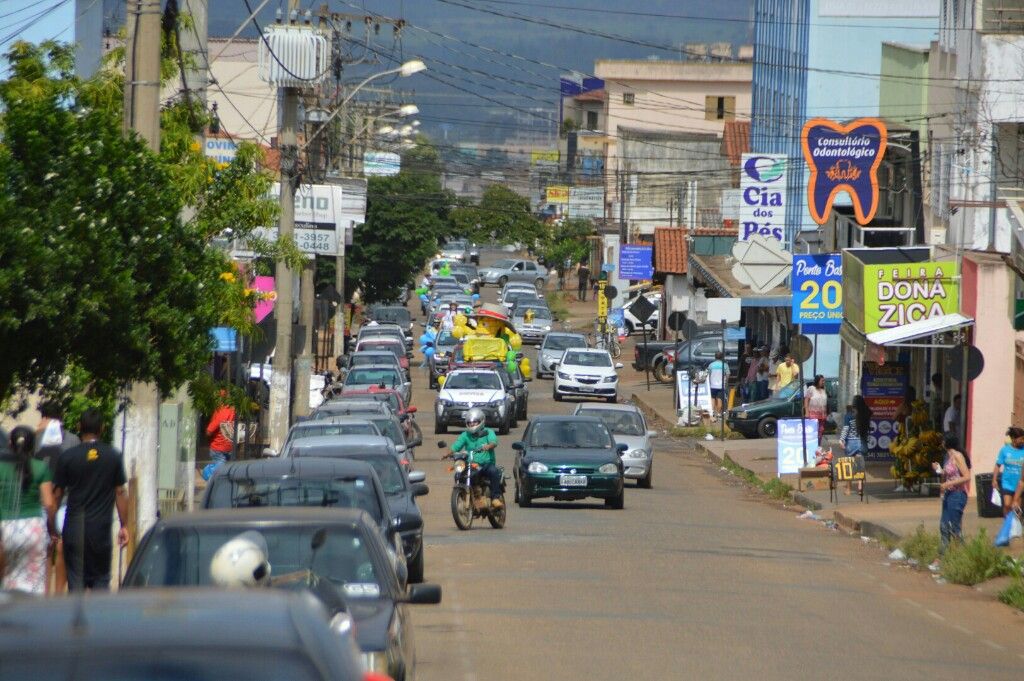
[
  {"x1": 210, "y1": 531, "x2": 272, "y2": 588},
  {"x1": 465, "y1": 407, "x2": 486, "y2": 435}
]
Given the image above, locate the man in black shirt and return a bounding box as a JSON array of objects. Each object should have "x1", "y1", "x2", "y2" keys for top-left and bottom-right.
[{"x1": 50, "y1": 409, "x2": 129, "y2": 591}]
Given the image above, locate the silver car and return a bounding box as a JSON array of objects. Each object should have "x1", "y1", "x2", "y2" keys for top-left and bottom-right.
[
  {"x1": 479, "y1": 258, "x2": 548, "y2": 287},
  {"x1": 272, "y1": 415, "x2": 382, "y2": 457},
  {"x1": 511, "y1": 305, "x2": 554, "y2": 345},
  {"x1": 572, "y1": 403, "x2": 657, "y2": 488},
  {"x1": 535, "y1": 332, "x2": 588, "y2": 378},
  {"x1": 341, "y1": 365, "x2": 411, "y2": 405}
]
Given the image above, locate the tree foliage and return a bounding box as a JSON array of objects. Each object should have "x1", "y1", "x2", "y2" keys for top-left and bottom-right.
[
  {"x1": 538, "y1": 218, "x2": 594, "y2": 269},
  {"x1": 0, "y1": 41, "x2": 277, "y2": 411},
  {"x1": 450, "y1": 184, "x2": 547, "y2": 247}
]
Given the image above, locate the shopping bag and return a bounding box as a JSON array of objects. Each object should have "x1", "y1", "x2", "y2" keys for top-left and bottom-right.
[
  {"x1": 990, "y1": 487, "x2": 1002, "y2": 507},
  {"x1": 994, "y1": 512, "x2": 1022, "y2": 547}
]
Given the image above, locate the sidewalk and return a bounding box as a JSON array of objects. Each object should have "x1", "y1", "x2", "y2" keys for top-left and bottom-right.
[{"x1": 628, "y1": 380, "x2": 1007, "y2": 542}]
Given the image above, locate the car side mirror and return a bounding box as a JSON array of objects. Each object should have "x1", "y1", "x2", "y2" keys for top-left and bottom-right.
[
  {"x1": 647, "y1": 430, "x2": 658, "y2": 439},
  {"x1": 614, "y1": 362, "x2": 624, "y2": 369},
  {"x1": 408, "y1": 470, "x2": 426, "y2": 484},
  {"x1": 616, "y1": 443, "x2": 628, "y2": 453},
  {"x1": 262, "y1": 447, "x2": 278, "y2": 458},
  {"x1": 396, "y1": 444, "x2": 407, "y2": 453},
  {"x1": 405, "y1": 583, "x2": 442, "y2": 605},
  {"x1": 391, "y1": 513, "x2": 422, "y2": 533},
  {"x1": 411, "y1": 482, "x2": 430, "y2": 497},
  {"x1": 511, "y1": 441, "x2": 524, "y2": 451}
]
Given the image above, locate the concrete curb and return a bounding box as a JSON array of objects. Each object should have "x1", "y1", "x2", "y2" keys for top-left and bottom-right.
[
  {"x1": 792, "y1": 492, "x2": 824, "y2": 512},
  {"x1": 629, "y1": 391, "x2": 671, "y2": 428},
  {"x1": 834, "y1": 511, "x2": 902, "y2": 544}
]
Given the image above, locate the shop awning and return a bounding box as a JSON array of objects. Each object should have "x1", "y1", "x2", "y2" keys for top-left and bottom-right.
[
  {"x1": 688, "y1": 254, "x2": 791, "y2": 307},
  {"x1": 865, "y1": 313, "x2": 975, "y2": 348}
]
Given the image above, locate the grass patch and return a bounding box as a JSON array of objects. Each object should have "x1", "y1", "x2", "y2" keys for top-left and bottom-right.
[
  {"x1": 671, "y1": 424, "x2": 745, "y2": 440},
  {"x1": 721, "y1": 455, "x2": 793, "y2": 500},
  {"x1": 998, "y1": 579, "x2": 1024, "y2": 611},
  {"x1": 900, "y1": 525, "x2": 940, "y2": 567},
  {"x1": 940, "y1": 530, "x2": 1014, "y2": 585},
  {"x1": 544, "y1": 292, "x2": 570, "y2": 321}
]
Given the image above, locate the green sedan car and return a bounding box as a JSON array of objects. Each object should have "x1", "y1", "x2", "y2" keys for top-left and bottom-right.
[
  {"x1": 726, "y1": 378, "x2": 839, "y2": 438},
  {"x1": 512, "y1": 415, "x2": 627, "y2": 509}
]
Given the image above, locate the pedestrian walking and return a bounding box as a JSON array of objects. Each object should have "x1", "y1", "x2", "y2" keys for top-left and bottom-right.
[
  {"x1": 838, "y1": 396, "x2": 871, "y2": 495},
  {"x1": 755, "y1": 350, "x2": 770, "y2": 401},
  {"x1": 0, "y1": 427, "x2": 55, "y2": 593},
  {"x1": 50, "y1": 409, "x2": 129, "y2": 591},
  {"x1": 33, "y1": 400, "x2": 79, "y2": 594},
  {"x1": 707, "y1": 352, "x2": 727, "y2": 417},
  {"x1": 994, "y1": 426, "x2": 1024, "y2": 517},
  {"x1": 943, "y1": 394, "x2": 961, "y2": 438},
  {"x1": 204, "y1": 391, "x2": 236, "y2": 480},
  {"x1": 804, "y1": 374, "x2": 828, "y2": 440},
  {"x1": 932, "y1": 433, "x2": 971, "y2": 567},
  {"x1": 772, "y1": 354, "x2": 799, "y2": 394},
  {"x1": 577, "y1": 262, "x2": 591, "y2": 302}
]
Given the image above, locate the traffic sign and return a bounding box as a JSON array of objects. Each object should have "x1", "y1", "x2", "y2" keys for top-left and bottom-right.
[
  {"x1": 667, "y1": 311, "x2": 687, "y2": 332},
  {"x1": 628, "y1": 295, "x2": 657, "y2": 325}
]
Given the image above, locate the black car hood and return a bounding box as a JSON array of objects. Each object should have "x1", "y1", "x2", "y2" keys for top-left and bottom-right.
[
  {"x1": 348, "y1": 598, "x2": 396, "y2": 651},
  {"x1": 386, "y1": 492, "x2": 422, "y2": 522},
  {"x1": 523, "y1": 447, "x2": 618, "y2": 465}
]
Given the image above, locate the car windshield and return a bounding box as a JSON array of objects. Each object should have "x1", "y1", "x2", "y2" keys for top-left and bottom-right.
[
  {"x1": 446, "y1": 240, "x2": 467, "y2": 249},
  {"x1": 206, "y1": 476, "x2": 383, "y2": 520},
  {"x1": 368, "y1": 417, "x2": 405, "y2": 446},
  {"x1": 352, "y1": 353, "x2": 396, "y2": 367},
  {"x1": 529, "y1": 420, "x2": 613, "y2": 448},
  {"x1": 288, "y1": 423, "x2": 379, "y2": 443},
  {"x1": 517, "y1": 307, "x2": 551, "y2": 320},
  {"x1": 581, "y1": 409, "x2": 645, "y2": 436},
  {"x1": 3, "y1": 653, "x2": 324, "y2": 681},
  {"x1": 431, "y1": 277, "x2": 456, "y2": 286},
  {"x1": 492, "y1": 259, "x2": 514, "y2": 269},
  {"x1": 125, "y1": 525, "x2": 380, "y2": 591},
  {"x1": 775, "y1": 382, "x2": 801, "y2": 400},
  {"x1": 544, "y1": 335, "x2": 587, "y2": 351},
  {"x1": 345, "y1": 368, "x2": 400, "y2": 386},
  {"x1": 357, "y1": 342, "x2": 401, "y2": 357},
  {"x1": 372, "y1": 308, "x2": 410, "y2": 324},
  {"x1": 563, "y1": 351, "x2": 611, "y2": 367},
  {"x1": 452, "y1": 273, "x2": 469, "y2": 284},
  {"x1": 445, "y1": 372, "x2": 502, "y2": 390}
]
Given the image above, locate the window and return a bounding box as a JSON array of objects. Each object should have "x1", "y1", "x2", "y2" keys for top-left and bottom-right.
[
  {"x1": 586, "y1": 110, "x2": 599, "y2": 130},
  {"x1": 622, "y1": 92, "x2": 635, "y2": 106},
  {"x1": 524, "y1": 262, "x2": 537, "y2": 271},
  {"x1": 705, "y1": 95, "x2": 736, "y2": 121}
]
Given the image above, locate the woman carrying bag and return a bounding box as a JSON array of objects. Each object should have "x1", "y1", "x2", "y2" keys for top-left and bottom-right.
[
  {"x1": 0, "y1": 427, "x2": 55, "y2": 593},
  {"x1": 931, "y1": 433, "x2": 971, "y2": 566}
]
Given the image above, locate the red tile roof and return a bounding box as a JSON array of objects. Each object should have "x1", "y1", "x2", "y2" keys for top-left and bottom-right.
[
  {"x1": 721, "y1": 120, "x2": 750, "y2": 167},
  {"x1": 574, "y1": 89, "x2": 606, "y2": 102},
  {"x1": 654, "y1": 227, "x2": 687, "y2": 274}
]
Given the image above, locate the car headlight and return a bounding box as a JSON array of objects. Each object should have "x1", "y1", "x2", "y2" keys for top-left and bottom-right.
[
  {"x1": 437, "y1": 398, "x2": 451, "y2": 407},
  {"x1": 627, "y1": 449, "x2": 647, "y2": 459},
  {"x1": 361, "y1": 651, "x2": 389, "y2": 674},
  {"x1": 736, "y1": 411, "x2": 748, "y2": 419},
  {"x1": 598, "y1": 463, "x2": 619, "y2": 474},
  {"x1": 527, "y1": 461, "x2": 549, "y2": 473},
  {"x1": 543, "y1": 325, "x2": 551, "y2": 331},
  {"x1": 557, "y1": 371, "x2": 571, "y2": 380},
  {"x1": 602, "y1": 375, "x2": 617, "y2": 383}
]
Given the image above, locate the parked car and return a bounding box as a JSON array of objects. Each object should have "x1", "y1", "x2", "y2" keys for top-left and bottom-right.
[
  {"x1": 0, "y1": 589, "x2": 367, "y2": 681},
  {"x1": 621, "y1": 292, "x2": 661, "y2": 334},
  {"x1": 727, "y1": 378, "x2": 840, "y2": 438},
  {"x1": 343, "y1": 350, "x2": 407, "y2": 381},
  {"x1": 435, "y1": 367, "x2": 514, "y2": 434},
  {"x1": 341, "y1": 366, "x2": 411, "y2": 405},
  {"x1": 331, "y1": 388, "x2": 423, "y2": 449},
  {"x1": 631, "y1": 340, "x2": 675, "y2": 372},
  {"x1": 498, "y1": 281, "x2": 538, "y2": 304},
  {"x1": 572, "y1": 403, "x2": 657, "y2": 489},
  {"x1": 312, "y1": 399, "x2": 392, "y2": 420},
  {"x1": 428, "y1": 329, "x2": 460, "y2": 389},
  {"x1": 122, "y1": 508, "x2": 440, "y2": 679},
  {"x1": 289, "y1": 440, "x2": 430, "y2": 583},
  {"x1": 479, "y1": 258, "x2": 548, "y2": 288},
  {"x1": 512, "y1": 415, "x2": 626, "y2": 509},
  {"x1": 451, "y1": 263, "x2": 480, "y2": 289},
  {"x1": 553, "y1": 348, "x2": 622, "y2": 403},
  {"x1": 367, "y1": 305, "x2": 414, "y2": 341},
  {"x1": 536, "y1": 332, "x2": 589, "y2": 378},
  {"x1": 670, "y1": 334, "x2": 741, "y2": 376},
  {"x1": 270, "y1": 416, "x2": 382, "y2": 457}
]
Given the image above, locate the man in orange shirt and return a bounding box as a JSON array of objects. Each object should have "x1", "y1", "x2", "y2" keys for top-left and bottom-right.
[{"x1": 204, "y1": 392, "x2": 236, "y2": 479}]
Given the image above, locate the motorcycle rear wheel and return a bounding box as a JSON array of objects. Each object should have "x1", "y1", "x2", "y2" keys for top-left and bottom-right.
[
  {"x1": 451, "y1": 487, "x2": 474, "y2": 530},
  {"x1": 488, "y1": 495, "x2": 507, "y2": 528}
]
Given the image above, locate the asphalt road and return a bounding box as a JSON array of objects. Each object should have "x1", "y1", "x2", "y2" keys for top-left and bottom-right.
[{"x1": 404, "y1": 260, "x2": 1023, "y2": 681}]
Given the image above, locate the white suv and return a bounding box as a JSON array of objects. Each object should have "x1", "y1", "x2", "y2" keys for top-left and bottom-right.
[{"x1": 553, "y1": 348, "x2": 622, "y2": 403}]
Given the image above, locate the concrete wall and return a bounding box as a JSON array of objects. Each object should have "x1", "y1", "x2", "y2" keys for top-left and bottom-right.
[
  {"x1": 205, "y1": 39, "x2": 278, "y2": 142},
  {"x1": 879, "y1": 43, "x2": 930, "y2": 141}
]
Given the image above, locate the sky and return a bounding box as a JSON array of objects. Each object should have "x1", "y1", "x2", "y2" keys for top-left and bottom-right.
[{"x1": 0, "y1": 0, "x2": 78, "y2": 76}]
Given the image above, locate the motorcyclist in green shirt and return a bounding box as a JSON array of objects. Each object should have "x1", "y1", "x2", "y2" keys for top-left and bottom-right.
[{"x1": 443, "y1": 407, "x2": 502, "y2": 508}]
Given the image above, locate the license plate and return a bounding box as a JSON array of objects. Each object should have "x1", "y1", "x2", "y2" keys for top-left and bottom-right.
[
  {"x1": 559, "y1": 475, "x2": 587, "y2": 487},
  {"x1": 577, "y1": 386, "x2": 595, "y2": 393}
]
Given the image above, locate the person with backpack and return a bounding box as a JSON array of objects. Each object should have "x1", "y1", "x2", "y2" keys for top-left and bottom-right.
[{"x1": 0, "y1": 427, "x2": 55, "y2": 593}]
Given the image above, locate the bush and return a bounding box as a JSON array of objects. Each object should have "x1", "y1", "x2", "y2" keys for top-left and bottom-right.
[
  {"x1": 762, "y1": 477, "x2": 794, "y2": 500},
  {"x1": 900, "y1": 525, "x2": 940, "y2": 566},
  {"x1": 940, "y1": 530, "x2": 1013, "y2": 585},
  {"x1": 998, "y1": 579, "x2": 1024, "y2": 611}
]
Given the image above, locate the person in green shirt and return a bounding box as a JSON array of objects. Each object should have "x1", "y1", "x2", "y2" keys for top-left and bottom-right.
[
  {"x1": 0, "y1": 426, "x2": 55, "y2": 594},
  {"x1": 444, "y1": 408, "x2": 502, "y2": 508}
]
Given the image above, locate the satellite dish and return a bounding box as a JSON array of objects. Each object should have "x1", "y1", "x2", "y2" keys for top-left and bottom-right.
[
  {"x1": 945, "y1": 345, "x2": 985, "y2": 382},
  {"x1": 790, "y1": 334, "x2": 814, "y2": 363}
]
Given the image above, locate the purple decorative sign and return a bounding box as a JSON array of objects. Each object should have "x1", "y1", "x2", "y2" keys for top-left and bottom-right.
[{"x1": 802, "y1": 118, "x2": 887, "y2": 225}]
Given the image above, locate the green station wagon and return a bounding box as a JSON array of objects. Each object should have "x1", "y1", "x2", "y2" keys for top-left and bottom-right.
[{"x1": 726, "y1": 378, "x2": 839, "y2": 439}]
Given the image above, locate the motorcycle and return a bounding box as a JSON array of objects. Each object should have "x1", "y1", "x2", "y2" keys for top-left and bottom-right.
[{"x1": 437, "y1": 441, "x2": 506, "y2": 531}]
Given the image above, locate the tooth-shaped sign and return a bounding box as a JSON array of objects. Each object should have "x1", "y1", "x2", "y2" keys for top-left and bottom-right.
[{"x1": 801, "y1": 117, "x2": 887, "y2": 225}]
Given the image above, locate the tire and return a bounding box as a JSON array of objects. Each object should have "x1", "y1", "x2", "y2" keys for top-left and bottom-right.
[
  {"x1": 637, "y1": 465, "x2": 653, "y2": 489},
  {"x1": 609, "y1": 341, "x2": 622, "y2": 360},
  {"x1": 552, "y1": 387, "x2": 562, "y2": 402},
  {"x1": 534, "y1": 278, "x2": 544, "y2": 289},
  {"x1": 510, "y1": 409, "x2": 519, "y2": 429},
  {"x1": 407, "y1": 546, "x2": 425, "y2": 583},
  {"x1": 517, "y1": 482, "x2": 532, "y2": 508},
  {"x1": 624, "y1": 320, "x2": 635, "y2": 335},
  {"x1": 498, "y1": 276, "x2": 508, "y2": 287},
  {"x1": 653, "y1": 359, "x2": 674, "y2": 384},
  {"x1": 498, "y1": 411, "x2": 511, "y2": 435},
  {"x1": 434, "y1": 417, "x2": 447, "y2": 435},
  {"x1": 451, "y1": 487, "x2": 474, "y2": 530},
  {"x1": 604, "y1": 488, "x2": 624, "y2": 509},
  {"x1": 488, "y1": 496, "x2": 507, "y2": 528},
  {"x1": 518, "y1": 399, "x2": 528, "y2": 421},
  {"x1": 606, "y1": 393, "x2": 617, "y2": 404},
  {"x1": 757, "y1": 417, "x2": 778, "y2": 439}
]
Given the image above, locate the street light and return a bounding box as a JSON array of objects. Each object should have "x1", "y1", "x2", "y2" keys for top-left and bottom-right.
[
  {"x1": 399, "y1": 59, "x2": 426, "y2": 77},
  {"x1": 376, "y1": 125, "x2": 395, "y2": 136},
  {"x1": 398, "y1": 104, "x2": 419, "y2": 116},
  {"x1": 411, "y1": 120, "x2": 421, "y2": 128}
]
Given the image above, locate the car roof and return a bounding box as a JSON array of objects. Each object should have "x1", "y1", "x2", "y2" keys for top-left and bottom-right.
[
  {"x1": 213, "y1": 457, "x2": 378, "y2": 480},
  {"x1": 529, "y1": 414, "x2": 606, "y2": 424},
  {"x1": 545, "y1": 331, "x2": 586, "y2": 338},
  {"x1": 291, "y1": 415, "x2": 377, "y2": 427},
  {"x1": 352, "y1": 350, "x2": 398, "y2": 358},
  {"x1": 316, "y1": 400, "x2": 388, "y2": 413},
  {"x1": 159, "y1": 506, "x2": 373, "y2": 528},
  {"x1": 563, "y1": 347, "x2": 610, "y2": 355},
  {"x1": 0, "y1": 589, "x2": 322, "y2": 652},
  {"x1": 575, "y1": 403, "x2": 642, "y2": 414},
  {"x1": 448, "y1": 365, "x2": 500, "y2": 375},
  {"x1": 289, "y1": 434, "x2": 392, "y2": 448}
]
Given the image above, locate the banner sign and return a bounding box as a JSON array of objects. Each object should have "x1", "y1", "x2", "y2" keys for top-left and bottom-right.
[
  {"x1": 861, "y1": 361, "x2": 908, "y2": 459},
  {"x1": 530, "y1": 150, "x2": 559, "y2": 166},
  {"x1": 568, "y1": 186, "x2": 604, "y2": 218},
  {"x1": 676, "y1": 370, "x2": 713, "y2": 422},
  {"x1": 777, "y1": 419, "x2": 819, "y2": 475},
  {"x1": 802, "y1": 117, "x2": 887, "y2": 225},
  {"x1": 363, "y1": 151, "x2": 400, "y2": 177},
  {"x1": 546, "y1": 185, "x2": 569, "y2": 204},
  {"x1": 862, "y1": 261, "x2": 958, "y2": 334},
  {"x1": 739, "y1": 154, "x2": 787, "y2": 241},
  {"x1": 619, "y1": 244, "x2": 654, "y2": 280},
  {"x1": 791, "y1": 254, "x2": 843, "y2": 333},
  {"x1": 204, "y1": 137, "x2": 238, "y2": 165}
]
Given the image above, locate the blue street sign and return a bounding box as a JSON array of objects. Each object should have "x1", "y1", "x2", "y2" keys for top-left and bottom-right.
[
  {"x1": 724, "y1": 326, "x2": 746, "y2": 341},
  {"x1": 601, "y1": 262, "x2": 615, "y2": 273},
  {"x1": 619, "y1": 244, "x2": 654, "y2": 280}
]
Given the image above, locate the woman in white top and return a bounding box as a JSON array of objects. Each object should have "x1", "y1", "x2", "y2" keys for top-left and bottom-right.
[{"x1": 804, "y1": 374, "x2": 829, "y2": 440}]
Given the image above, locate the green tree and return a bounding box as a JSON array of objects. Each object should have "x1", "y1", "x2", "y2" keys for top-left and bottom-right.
[
  {"x1": 539, "y1": 218, "x2": 594, "y2": 269},
  {"x1": 0, "y1": 41, "x2": 277, "y2": 411},
  {"x1": 450, "y1": 184, "x2": 546, "y2": 247}
]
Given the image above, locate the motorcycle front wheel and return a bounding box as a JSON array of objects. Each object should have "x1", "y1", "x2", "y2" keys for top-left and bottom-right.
[
  {"x1": 488, "y1": 495, "x2": 507, "y2": 529},
  {"x1": 451, "y1": 487, "x2": 474, "y2": 530}
]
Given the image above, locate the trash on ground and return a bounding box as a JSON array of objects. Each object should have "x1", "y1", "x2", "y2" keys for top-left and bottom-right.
[{"x1": 888, "y1": 548, "x2": 907, "y2": 561}]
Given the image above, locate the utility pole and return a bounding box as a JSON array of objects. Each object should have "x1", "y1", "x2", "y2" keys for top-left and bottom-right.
[{"x1": 180, "y1": 0, "x2": 209, "y2": 104}]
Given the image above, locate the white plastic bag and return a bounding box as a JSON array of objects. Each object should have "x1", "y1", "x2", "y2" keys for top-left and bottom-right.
[{"x1": 991, "y1": 487, "x2": 1002, "y2": 507}]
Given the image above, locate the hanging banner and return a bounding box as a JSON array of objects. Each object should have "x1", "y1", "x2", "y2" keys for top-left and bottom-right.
[
  {"x1": 791, "y1": 254, "x2": 843, "y2": 333},
  {"x1": 739, "y1": 154, "x2": 787, "y2": 241},
  {"x1": 861, "y1": 361, "x2": 908, "y2": 459},
  {"x1": 777, "y1": 419, "x2": 819, "y2": 475},
  {"x1": 546, "y1": 185, "x2": 569, "y2": 204},
  {"x1": 568, "y1": 186, "x2": 604, "y2": 218},
  {"x1": 363, "y1": 151, "x2": 401, "y2": 177},
  {"x1": 802, "y1": 117, "x2": 887, "y2": 225},
  {"x1": 862, "y1": 261, "x2": 959, "y2": 334}
]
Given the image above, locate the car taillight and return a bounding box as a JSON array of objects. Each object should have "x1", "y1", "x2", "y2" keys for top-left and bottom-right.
[{"x1": 634, "y1": 346, "x2": 640, "y2": 360}]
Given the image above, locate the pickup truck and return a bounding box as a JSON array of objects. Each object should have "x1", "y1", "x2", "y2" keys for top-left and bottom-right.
[{"x1": 631, "y1": 341, "x2": 675, "y2": 372}]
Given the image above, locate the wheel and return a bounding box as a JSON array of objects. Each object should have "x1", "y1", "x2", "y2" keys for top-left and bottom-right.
[
  {"x1": 606, "y1": 393, "x2": 617, "y2": 404},
  {"x1": 407, "y1": 546, "x2": 425, "y2": 583},
  {"x1": 552, "y1": 387, "x2": 562, "y2": 402},
  {"x1": 517, "y1": 483, "x2": 532, "y2": 508},
  {"x1": 757, "y1": 417, "x2": 778, "y2": 438},
  {"x1": 488, "y1": 496, "x2": 507, "y2": 528},
  {"x1": 498, "y1": 411, "x2": 511, "y2": 435},
  {"x1": 518, "y1": 399, "x2": 528, "y2": 421},
  {"x1": 498, "y1": 276, "x2": 508, "y2": 287},
  {"x1": 510, "y1": 409, "x2": 519, "y2": 429},
  {"x1": 609, "y1": 340, "x2": 622, "y2": 359},
  {"x1": 534, "y1": 278, "x2": 544, "y2": 289},
  {"x1": 450, "y1": 487, "x2": 474, "y2": 530},
  {"x1": 624, "y1": 320, "x2": 635, "y2": 335},
  {"x1": 434, "y1": 417, "x2": 447, "y2": 435},
  {"x1": 604, "y1": 488, "x2": 624, "y2": 509},
  {"x1": 653, "y1": 359, "x2": 674, "y2": 384},
  {"x1": 637, "y1": 465, "x2": 653, "y2": 489},
  {"x1": 429, "y1": 376, "x2": 438, "y2": 390}
]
